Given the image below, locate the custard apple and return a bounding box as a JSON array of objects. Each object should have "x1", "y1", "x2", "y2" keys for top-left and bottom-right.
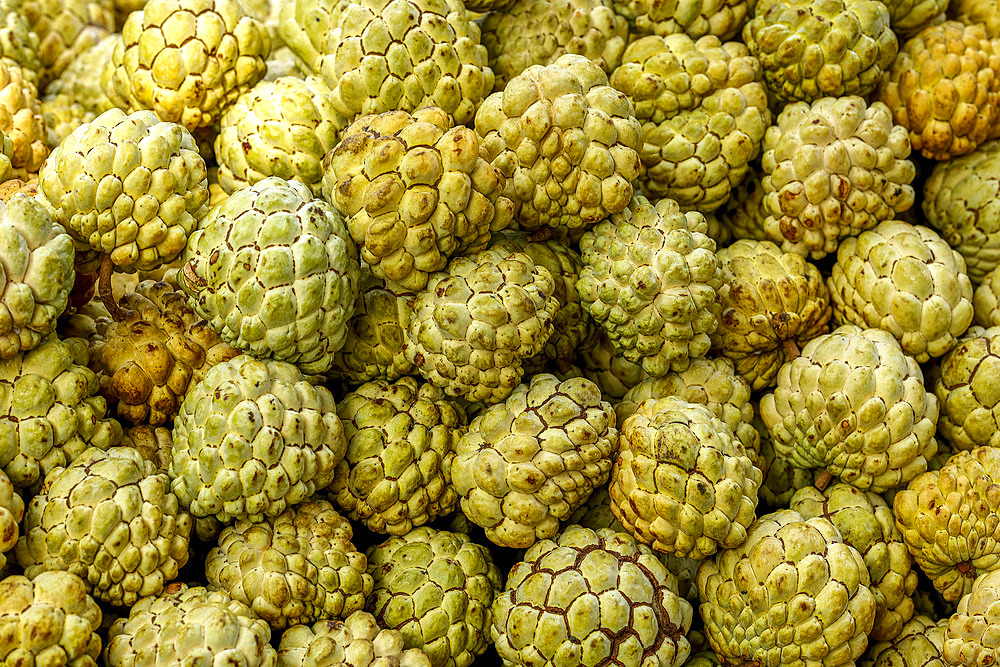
[{"x1": 277, "y1": 612, "x2": 432, "y2": 667}]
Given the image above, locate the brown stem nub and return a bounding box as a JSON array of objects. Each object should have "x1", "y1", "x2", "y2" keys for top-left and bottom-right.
[
  {"x1": 814, "y1": 469, "x2": 833, "y2": 492},
  {"x1": 782, "y1": 338, "x2": 801, "y2": 361},
  {"x1": 99, "y1": 255, "x2": 127, "y2": 321}
]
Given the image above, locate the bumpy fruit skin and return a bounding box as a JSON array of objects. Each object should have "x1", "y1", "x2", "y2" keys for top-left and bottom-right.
[
  {"x1": 327, "y1": 271, "x2": 417, "y2": 383},
  {"x1": 577, "y1": 195, "x2": 723, "y2": 377},
  {"x1": 610, "y1": 34, "x2": 769, "y2": 211},
  {"x1": 717, "y1": 166, "x2": 769, "y2": 242},
  {"x1": 480, "y1": 0, "x2": 627, "y2": 89},
  {"x1": 761, "y1": 96, "x2": 915, "y2": 259},
  {"x1": 0, "y1": 469, "x2": 21, "y2": 572},
  {"x1": 923, "y1": 139, "x2": 1000, "y2": 284},
  {"x1": 332, "y1": 378, "x2": 464, "y2": 535},
  {"x1": 0, "y1": 61, "x2": 47, "y2": 174},
  {"x1": 617, "y1": 356, "x2": 758, "y2": 455},
  {"x1": 880, "y1": 0, "x2": 947, "y2": 35},
  {"x1": 322, "y1": 107, "x2": 513, "y2": 291},
  {"x1": 712, "y1": 239, "x2": 831, "y2": 390},
  {"x1": 308, "y1": 0, "x2": 492, "y2": 126},
  {"x1": 876, "y1": 22, "x2": 1000, "y2": 161},
  {"x1": 475, "y1": 53, "x2": 642, "y2": 231},
  {"x1": 39, "y1": 108, "x2": 209, "y2": 272},
  {"x1": 206, "y1": 500, "x2": 373, "y2": 630},
  {"x1": 169, "y1": 354, "x2": 346, "y2": 523},
  {"x1": 0, "y1": 335, "x2": 122, "y2": 491},
  {"x1": 366, "y1": 527, "x2": 502, "y2": 667},
  {"x1": 578, "y1": 330, "x2": 647, "y2": 400},
  {"x1": 0, "y1": 193, "x2": 75, "y2": 360},
  {"x1": 16, "y1": 446, "x2": 192, "y2": 606},
  {"x1": 111, "y1": 0, "x2": 271, "y2": 130},
  {"x1": 697, "y1": 510, "x2": 876, "y2": 667},
  {"x1": 277, "y1": 613, "x2": 432, "y2": 667},
  {"x1": 933, "y1": 326, "x2": 1000, "y2": 451},
  {"x1": 893, "y1": 446, "x2": 1000, "y2": 602},
  {"x1": 0, "y1": 2, "x2": 40, "y2": 80},
  {"x1": 404, "y1": 243, "x2": 558, "y2": 404},
  {"x1": 40, "y1": 34, "x2": 117, "y2": 148},
  {"x1": 975, "y1": 267, "x2": 1000, "y2": 326},
  {"x1": 756, "y1": 415, "x2": 819, "y2": 509},
  {"x1": 181, "y1": 177, "x2": 360, "y2": 375},
  {"x1": 943, "y1": 570, "x2": 1000, "y2": 667},
  {"x1": 20, "y1": 0, "x2": 114, "y2": 88},
  {"x1": 790, "y1": 484, "x2": 917, "y2": 641},
  {"x1": 743, "y1": 0, "x2": 897, "y2": 103},
  {"x1": 105, "y1": 584, "x2": 278, "y2": 667},
  {"x1": 613, "y1": 0, "x2": 750, "y2": 39},
  {"x1": 452, "y1": 374, "x2": 617, "y2": 548},
  {"x1": 90, "y1": 280, "x2": 240, "y2": 426},
  {"x1": 0, "y1": 571, "x2": 103, "y2": 666},
  {"x1": 493, "y1": 525, "x2": 694, "y2": 667},
  {"x1": 611, "y1": 396, "x2": 761, "y2": 559},
  {"x1": 829, "y1": 221, "x2": 974, "y2": 362},
  {"x1": 216, "y1": 76, "x2": 347, "y2": 197},
  {"x1": 862, "y1": 615, "x2": 947, "y2": 667},
  {"x1": 760, "y1": 325, "x2": 939, "y2": 492}
]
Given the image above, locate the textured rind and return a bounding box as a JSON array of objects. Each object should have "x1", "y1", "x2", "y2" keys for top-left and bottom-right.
[
  {"x1": 277, "y1": 612, "x2": 433, "y2": 666},
  {"x1": 322, "y1": 107, "x2": 513, "y2": 291},
  {"x1": 0, "y1": 1, "x2": 40, "y2": 79},
  {"x1": 216, "y1": 76, "x2": 348, "y2": 197},
  {"x1": 315, "y1": 0, "x2": 493, "y2": 126},
  {"x1": 169, "y1": 354, "x2": 346, "y2": 523},
  {"x1": 366, "y1": 527, "x2": 502, "y2": 667},
  {"x1": 892, "y1": 446, "x2": 1000, "y2": 602},
  {"x1": 40, "y1": 33, "x2": 117, "y2": 148},
  {"x1": 761, "y1": 96, "x2": 916, "y2": 259},
  {"x1": 0, "y1": 334, "x2": 122, "y2": 491},
  {"x1": 712, "y1": 239, "x2": 832, "y2": 390},
  {"x1": 696, "y1": 510, "x2": 876, "y2": 667},
  {"x1": 759, "y1": 324, "x2": 939, "y2": 493},
  {"x1": 492, "y1": 525, "x2": 694, "y2": 667},
  {"x1": 0, "y1": 468, "x2": 21, "y2": 572},
  {"x1": 923, "y1": 139, "x2": 1000, "y2": 284},
  {"x1": 403, "y1": 242, "x2": 558, "y2": 404},
  {"x1": 743, "y1": 0, "x2": 898, "y2": 103},
  {"x1": 15, "y1": 446, "x2": 192, "y2": 606},
  {"x1": 105, "y1": 584, "x2": 277, "y2": 666},
  {"x1": 610, "y1": 34, "x2": 770, "y2": 212},
  {"x1": 90, "y1": 280, "x2": 241, "y2": 426},
  {"x1": 974, "y1": 266, "x2": 1000, "y2": 326},
  {"x1": 39, "y1": 108, "x2": 209, "y2": 272},
  {"x1": 206, "y1": 500, "x2": 373, "y2": 629},
  {"x1": 933, "y1": 326, "x2": 1000, "y2": 451},
  {"x1": 876, "y1": 22, "x2": 1000, "y2": 161},
  {"x1": 20, "y1": 0, "x2": 114, "y2": 88},
  {"x1": 610, "y1": 396, "x2": 761, "y2": 559},
  {"x1": 879, "y1": 0, "x2": 947, "y2": 35},
  {"x1": 790, "y1": 484, "x2": 917, "y2": 641},
  {"x1": 0, "y1": 571, "x2": 103, "y2": 666},
  {"x1": 616, "y1": 355, "x2": 759, "y2": 455},
  {"x1": 0, "y1": 61, "x2": 47, "y2": 173},
  {"x1": 475, "y1": 53, "x2": 642, "y2": 230},
  {"x1": 0, "y1": 193, "x2": 75, "y2": 360},
  {"x1": 578, "y1": 330, "x2": 647, "y2": 400},
  {"x1": 613, "y1": 0, "x2": 750, "y2": 39},
  {"x1": 577, "y1": 194, "x2": 723, "y2": 377},
  {"x1": 332, "y1": 378, "x2": 465, "y2": 535},
  {"x1": 181, "y1": 177, "x2": 360, "y2": 375},
  {"x1": 717, "y1": 165, "x2": 769, "y2": 242},
  {"x1": 480, "y1": 0, "x2": 627, "y2": 89},
  {"x1": 861, "y1": 615, "x2": 947, "y2": 667},
  {"x1": 756, "y1": 414, "x2": 819, "y2": 509},
  {"x1": 828, "y1": 221, "x2": 974, "y2": 362},
  {"x1": 452, "y1": 373, "x2": 617, "y2": 548},
  {"x1": 110, "y1": 0, "x2": 271, "y2": 130},
  {"x1": 942, "y1": 569, "x2": 1000, "y2": 667}
]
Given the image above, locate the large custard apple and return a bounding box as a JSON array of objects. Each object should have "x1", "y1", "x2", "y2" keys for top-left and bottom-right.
[
  {"x1": 452, "y1": 373, "x2": 617, "y2": 549},
  {"x1": 0, "y1": 1, "x2": 40, "y2": 79},
  {"x1": 321, "y1": 106, "x2": 513, "y2": 291},
  {"x1": 609, "y1": 34, "x2": 769, "y2": 211},
  {"x1": 110, "y1": 0, "x2": 271, "y2": 130},
  {"x1": 612, "y1": 0, "x2": 751, "y2": 39},
  {"x1": 15, "y1": 446, "x2": 192, "y2": 607},
  {"x1": 942, "y1": 569, "x2": 1000, "y2": 667},
  {"x1": 760, "y1": 96, "x2": 916, "y2": 259},
  {"x1": 862, "y1": 615, "x2": 947, "y2": 667},
  {"x1": 40, "y1": 33, "x2": 117, "y2": 148},
  {"x1": 493, "y1": 525, "x2": 694, "y2": 667},
  {"x1": 366, "y1": 527, "x2": 502, "y2": 667},
  {"x1": 181, "y1": 177, "x2": 360, "y2": 375},
  {"x1": 475, "y1": 53, "x2": 642, "y2": 231},
  {"x1": 697, "y1": 510, "x2": 877, "y2": 667},
  {"x1": 933, "y1": 326, "x2": 1000, "y2": 451},
  {"x1": 277, "y1": 612, "x2": 432, "y2": 667},
  {"x1": 577, "y1": 194, "x2": 723, "y2": 377},
  {"x1": 168, "y1": 354, "x2": 346, "y2": 523},
  {"x1": 611, "y1": 396, "x2": 761, "y2": 559},
  {"x1": 0, "y1": 60, "x2": 47, "y2": 174},
  {"x1": 21, "y1": 0, "x2": 114, "y2": 88},
  {"x1": 760, "y1": 325, "x2": 939, "y2": 492},
  {"x1": 38, "y1": 108, "x2": 209, "y2": 272}
]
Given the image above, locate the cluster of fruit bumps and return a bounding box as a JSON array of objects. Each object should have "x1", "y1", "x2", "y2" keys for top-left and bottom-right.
[{"x1": 2, "y1": 0, "x2": 1000, "y2": 664}]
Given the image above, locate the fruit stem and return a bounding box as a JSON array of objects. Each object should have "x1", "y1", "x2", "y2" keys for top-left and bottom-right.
[
  {"x1": 782, "y1": 338, "x2": 800, "y2": 361},
  {"x1": 99, "y1": 254, "x2": 127, "y2": 321},
  {"x1": 814, "y1": 469, "x2": 832, "y2": 491}
]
